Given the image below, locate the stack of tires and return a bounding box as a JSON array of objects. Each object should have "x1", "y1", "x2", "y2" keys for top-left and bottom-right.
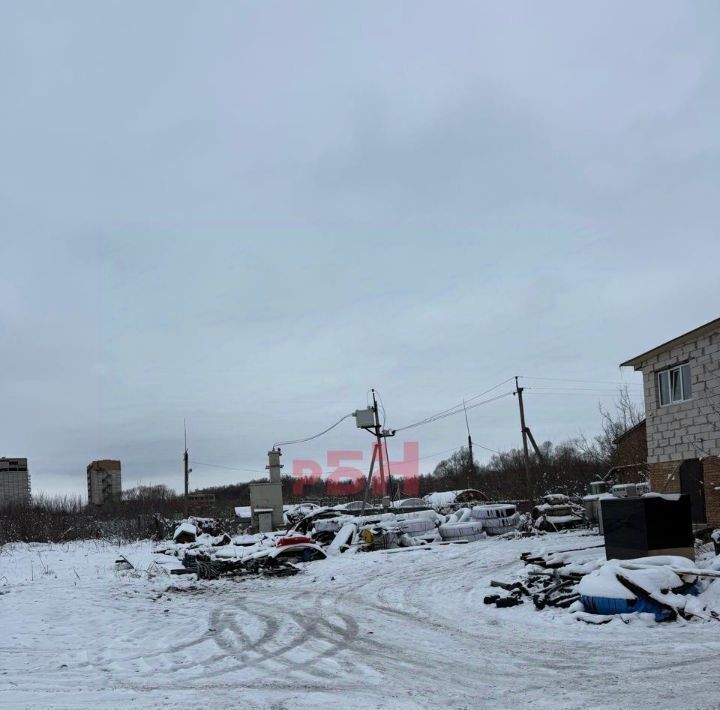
[
  {"x1": 470, "y1": 504, "x2": 519, "y2": 535},
  {"x1": 438, "y1": 508, "x2": 485, "y2": 542},
  {"x1": 395, "y1": 515, "x2": 437, "y2": 539}
]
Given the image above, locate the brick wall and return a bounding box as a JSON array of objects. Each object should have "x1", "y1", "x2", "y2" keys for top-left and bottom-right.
[
  {"x1": 649, "y1": 460, "x2": 681, "y2": 494},
  {"x1": 703, "y1": 456, "x2": 720, "y2": 528},
  {"x1": 615, "y1": 421, "x2": 648, "y2": 482},
  {"x1": 649, "y1": 456, "x2": 720, "y2": 528},
  {"x1": 640, "y1": 329, "x2": 720, "y2": 464}
]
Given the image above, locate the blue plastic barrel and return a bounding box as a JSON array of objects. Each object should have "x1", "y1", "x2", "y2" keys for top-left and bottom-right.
[{"x1": 581, "y1": 585, "x2": 697, "y2": 622}]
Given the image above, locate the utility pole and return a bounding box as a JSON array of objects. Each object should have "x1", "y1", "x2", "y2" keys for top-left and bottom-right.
[
  {"x1": 371, "y1": 390, "x2": 387, "y2": 498},
  {"x1": 354, "y1": 389, "x2": 396, "y2": 511},
  {"x1": 183, "y1": 420, "x2": 191, "y2": 518},
  {"x1": 463, "y1": 399, "x2": 474, "y2": 490},
  {"x1": 514, "y1": 377, "x2": 531, "y2": 501},
  {"x1": 360, "y1": 444, "x2": 378, "y2": 515}
]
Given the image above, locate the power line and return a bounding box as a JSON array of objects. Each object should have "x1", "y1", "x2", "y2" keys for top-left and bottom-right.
[
  {"x1": 406, "y1": 446, "x2": 481, "y2": 466},
  {"x1": 395, "y1": 391, "x2": 514, "y2": 432},
  {"x1": 526, "y1": 391, "x2": 639, "y2": 397},
  {"x1": 397, "y1": 379, "x2": 511, "y2": 429},
  {"x1": 192, "y1": 440, "x2": 502, "y2": 478},
  {"x1": 527, "y1": 387, "x2": 643, "y2": 394},
  {"x1": 473, "y1": 440, "x2": 502, "y2": 454},
  {"x1": 454, "y1": 377, "x2": 516, "y2": 406},
  {"x1": 427, "y1": 377, "x2": 516, "y2": 420},
  {"x1": 520, "y1": 376, "x2": 642, "y2": 387},
  {"x1": 273, "y1": 413, "x2": 354, "y2": 448},
  {"x1": 381, "y1": 443, "x2": 501, "y2": 468},
  {"x1": 410, "y1": 446, "x2": 460, "y2": 463},
  {"x1": 394, "y1": 379, "x2": 515, "y2": 432}
]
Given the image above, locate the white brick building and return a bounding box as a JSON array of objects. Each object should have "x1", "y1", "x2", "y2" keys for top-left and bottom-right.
[{"x1": 621, "y1": 317, "x2": 720, "y2": 527}]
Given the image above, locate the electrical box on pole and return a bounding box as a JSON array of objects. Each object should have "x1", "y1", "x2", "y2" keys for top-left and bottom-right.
[{"x1": 353, "y1": 408, "x2": 376, "y2": 429}]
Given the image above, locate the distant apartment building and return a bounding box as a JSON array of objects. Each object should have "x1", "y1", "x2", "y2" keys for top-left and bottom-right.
[
  {"x1": 87, "y1": 460, "x2": 122, "y2": 505},
  {"x1": 0, "y1": 457, "x2": 31, "y2": 506}
]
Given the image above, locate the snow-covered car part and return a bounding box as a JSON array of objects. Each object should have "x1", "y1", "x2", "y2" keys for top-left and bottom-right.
[
  {"x1": 276, "y1": 535, "x2": 314, "y2": 547},
  {"x1": 327, "y1": 523, "x2": 357, "y2": 555},
  {"x1": 314, "y1": 518, "x2": 343, "y2": 533}
]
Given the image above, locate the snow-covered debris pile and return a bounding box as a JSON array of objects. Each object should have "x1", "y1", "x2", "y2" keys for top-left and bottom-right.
[
  {"x1": 423, "y1": 489, "x2": 488, "y2": 513},
  {"x1": 160, "y1": 510, "x2": 413, "y2": 578},
  {"x1": 577, "y1": 556, "x2": 720, "y2": 622},
  {"x1": 309, "y1": 509, "x2": 444, "y2": 551},
  {"x1": 157, "y1": 523, "x2": 325, "y2": 579},
  {"x1": 485, "y1": 538, "x2": 720, "y2": 623},
  {"x1": 157, "y1": 503, "x2": 524, "y2": 581},
  {"x1": 283, "y1": 503, "x2": 321, "y2": 526},
  {"x1": 711, "y1": 529, "x2": 720, "y2": 554},
  {"x1": 483, "y1": 539, "x2": 604, "y2": 610},
  {"x1": 186, "y1": 542, "x2": 327, "y2": 579},
  {"x1": 532, "y1": 494, "x2": 585, "y2": 531},
  {"x1": 306, "y1": 505, "x2": 519, "y2": 550},
  {"x1": 173, "y1": 522, "x2": 197, "y2": 543}
]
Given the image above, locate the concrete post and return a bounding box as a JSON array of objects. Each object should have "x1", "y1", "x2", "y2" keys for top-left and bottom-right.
[{"x1": 267, "y1": 448, "x2": 283, "y2": 483}]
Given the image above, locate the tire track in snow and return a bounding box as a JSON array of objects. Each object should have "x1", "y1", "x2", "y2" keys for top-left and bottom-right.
[{"x1": 90, "y1": 580, "x2": 375, "y2": 689}]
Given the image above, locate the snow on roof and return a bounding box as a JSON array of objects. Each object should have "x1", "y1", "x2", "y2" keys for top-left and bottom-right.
[
  {"x1": 391, "y1": 498, "x2": 428, "y2": 508},
  {"x1": 423, "y1": 490, "x2": 459, "y2": 507},
  {"x1": 234, "y1": 506, "x2": 252, "y2": 518}
]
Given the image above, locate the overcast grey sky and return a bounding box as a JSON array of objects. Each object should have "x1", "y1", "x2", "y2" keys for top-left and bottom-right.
[{"x1": 1, "y1": 1, "x2": 718, "y2": 497}]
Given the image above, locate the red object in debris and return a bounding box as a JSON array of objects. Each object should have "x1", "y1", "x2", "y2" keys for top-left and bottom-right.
[{"x1": 276, "y1": 535, "x2": 313, "y2": 547}]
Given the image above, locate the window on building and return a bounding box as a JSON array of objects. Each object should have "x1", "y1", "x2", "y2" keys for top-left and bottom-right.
[{"x1": 657, "y1": 363, "x2": 691, "y2": 405}]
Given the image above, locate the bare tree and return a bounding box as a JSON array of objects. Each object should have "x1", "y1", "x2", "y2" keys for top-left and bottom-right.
[{"x1": 577, "y1": 386, "x2": 645, "y2": 468}]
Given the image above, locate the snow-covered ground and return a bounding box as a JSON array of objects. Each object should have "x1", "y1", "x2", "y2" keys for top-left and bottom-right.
[{"x1": 2, "y1": 533, "x2": 719, "y2": 709}]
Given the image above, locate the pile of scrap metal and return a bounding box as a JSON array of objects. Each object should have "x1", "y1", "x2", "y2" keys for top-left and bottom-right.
[
  {"x1": 156, "y1": 503, "x2": 524, "y2": 581},
  {"x1": 155, "y1": 521, "x2": 327, "y2": 580},
  {"x1": 283, "y1": 503, "x2": 322, "y2": 527},
  {"x1": 182, "y1": 540, "x2": 326, "y2": 579},
  {"x1": 484, "y1": 542, "x2": 604, "y2": 610},
  {"x1": 532, "y1": 494, "x2": 586, "y2": 531},
  {"x1": 297, "y1": 508, "x2": 443, "y2": 551},
  {"x1": 294, "y1": 503, "x2": 521, "y2": 550},
  {"x1": 172, "y1": 520, "x2": 232, "y2": 546}
]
